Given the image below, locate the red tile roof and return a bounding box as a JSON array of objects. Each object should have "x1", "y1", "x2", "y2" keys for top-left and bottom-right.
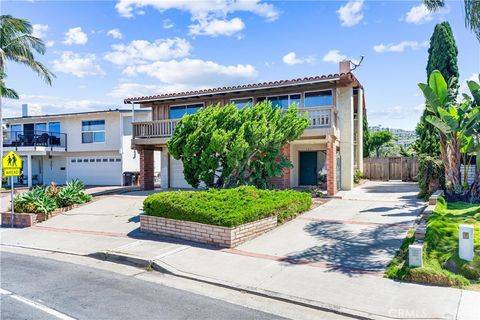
[{"x1": 124, "y1": 72, "x2": 359, "y2": 104}]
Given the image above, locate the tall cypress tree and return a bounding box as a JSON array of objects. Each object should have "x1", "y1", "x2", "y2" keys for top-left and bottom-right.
[{"x1": 414, "y1": 21, "x2": 459, "y2": 156}]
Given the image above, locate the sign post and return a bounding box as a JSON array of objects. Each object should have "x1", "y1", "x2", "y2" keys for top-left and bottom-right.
[{"x1": 2, "y1": 151, "x2": 23, "y2": 227}]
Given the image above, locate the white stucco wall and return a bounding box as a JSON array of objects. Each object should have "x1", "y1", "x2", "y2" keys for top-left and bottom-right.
[
  {"x1": 337, "y1": 86, "x2": 354, "y2": 190},
  {"x1": 356, "y1": 88, "x2": 364, "y2": 172}
]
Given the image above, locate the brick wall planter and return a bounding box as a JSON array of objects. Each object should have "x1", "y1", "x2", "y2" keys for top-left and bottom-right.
[
  {"x1": 140, "y1": 214, "x2": 278, "y2": 247},
  {"x1": 1, "y1": 203, "x2": 81, "y2": 227},
  {"x1": 1, "y1": 212, "x2": 36, "y2": 228}
]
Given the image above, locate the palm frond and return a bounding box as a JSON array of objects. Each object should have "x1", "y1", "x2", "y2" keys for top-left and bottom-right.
[
  {"x1": 0, "y1": 83, "x2": 19, "y2": 99},
  {"x1": 423, "y1": 0, "x2": 445, "y2": 10}
]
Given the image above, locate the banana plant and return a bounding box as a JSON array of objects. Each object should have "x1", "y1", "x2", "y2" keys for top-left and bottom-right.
[{"x1": 418, "y1": 70, "x2": 480, "y2": 199}]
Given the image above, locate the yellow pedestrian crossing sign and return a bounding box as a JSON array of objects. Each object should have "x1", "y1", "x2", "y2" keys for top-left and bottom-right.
[{"x1": 2, "y1": 151, "x2": 22, "y2": 177}]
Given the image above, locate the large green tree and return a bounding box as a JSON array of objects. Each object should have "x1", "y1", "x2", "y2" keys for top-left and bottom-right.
[
  {"x1": 415, "y1": 21, "x2": 459, "y2": 156},
  {"x1": 368, "y1": 130, "x2": 395, "y2": 157},
  {"x1": 423, "y1": 0, "x2": 480, "y2": 41},
  {"x1": 168, "y1": 102, "x2": 309, "y2": 189}
]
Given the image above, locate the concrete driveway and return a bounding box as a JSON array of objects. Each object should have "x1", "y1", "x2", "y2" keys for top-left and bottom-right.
[{"x1": 237, "y1": 181, "x2": 425, "y2": 274}]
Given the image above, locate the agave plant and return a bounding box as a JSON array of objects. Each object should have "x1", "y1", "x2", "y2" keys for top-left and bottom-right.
[
  {"x1": 14, "y1": 188, "x2": 57, "y2": 214},
  {"x1": 57, "y1": 179, "x2": 91, "y2": 207}
]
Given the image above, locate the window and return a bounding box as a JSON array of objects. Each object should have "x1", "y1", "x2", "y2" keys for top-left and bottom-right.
[
  {"x1": 48, "y1": 122, "x2": 61, "y2": 138},
  {"x1": 231, "y1": 98, "x2": 253, "y2": 109},
  {"x1": 71, "y1": 159, "x2": 76, "y2": 163},
  {"x1": 35, "y1": 123, "x2": 47, "y2": 133},
  {"x1": 82, "y1": 120, "x2": 105, "y2": 143},
  {"x1": 10, "y1": 124, "x2": 22, "y2": 140},
  {"x1": 169, "y1": 104, "x2": 203, "y2": 119},
  {"x1": 266, "y1": 94, "x2": 302, "y2": 109},
  {"x1": 304, "y1": 91, "x2": 333, "y2": 108}
]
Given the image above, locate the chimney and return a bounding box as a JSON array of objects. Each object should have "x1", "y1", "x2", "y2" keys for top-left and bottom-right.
[
  {"x1": 22, "y1": 104, "x2": 29, "y2": 117},
  {"x1": 339, "y1": 60, "x2": 351, "y2": 74}
]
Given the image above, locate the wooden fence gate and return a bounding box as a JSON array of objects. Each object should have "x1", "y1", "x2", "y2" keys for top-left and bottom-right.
[{"x1": 363, "y1": 157, "x2": 419, "y2": 181}]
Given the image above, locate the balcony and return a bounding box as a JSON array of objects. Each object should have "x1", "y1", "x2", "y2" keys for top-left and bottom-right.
[
  {"x1": 3, "y1": 130, "x2": 67, "y2": 151},
  {"x1": 132, "y1": 107, "x2": 337, "y2": 141}
]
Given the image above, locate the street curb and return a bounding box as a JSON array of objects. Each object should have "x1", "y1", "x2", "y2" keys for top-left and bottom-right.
[{"x1": 100, "y1": 250, "x2": 393, "y2": 320}]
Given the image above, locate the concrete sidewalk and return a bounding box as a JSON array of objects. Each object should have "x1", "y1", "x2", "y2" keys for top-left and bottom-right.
[{"x1": 1, "y1": 182, "x2": 479, "y2": 319}]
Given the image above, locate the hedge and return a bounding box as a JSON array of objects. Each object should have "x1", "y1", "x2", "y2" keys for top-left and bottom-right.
[{"x1": 143, "y1": 186, "x2": 312, "y2": 227}]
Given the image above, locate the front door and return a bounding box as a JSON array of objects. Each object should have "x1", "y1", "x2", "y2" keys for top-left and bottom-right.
[{"x1": 299, "y1": 151, "x2": 317, "y2": 185}]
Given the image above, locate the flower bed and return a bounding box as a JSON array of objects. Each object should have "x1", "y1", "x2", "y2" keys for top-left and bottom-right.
[
  {"x1": 5, "y1": 180, "x2": 92, "y2": 227},
  {"x1": 141, "y1": 186, "x2": 312, "y2": 246}
]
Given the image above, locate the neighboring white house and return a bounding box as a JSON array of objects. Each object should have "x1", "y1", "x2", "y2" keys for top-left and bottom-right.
[{"x1": 2, "y1": 107, "x2": 157, "y2": 187}]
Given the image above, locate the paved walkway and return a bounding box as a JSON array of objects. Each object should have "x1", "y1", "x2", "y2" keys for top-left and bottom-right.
[{"x1": 1, "y1": 181, "x2": 478, "y2": 319}]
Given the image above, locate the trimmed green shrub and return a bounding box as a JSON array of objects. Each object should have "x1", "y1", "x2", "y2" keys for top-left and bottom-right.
[{"x1": 143, "y1": 186, "x2": 312, "y2": 227}]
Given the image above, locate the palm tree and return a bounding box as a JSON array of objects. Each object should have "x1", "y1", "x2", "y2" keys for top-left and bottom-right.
[
  {"x1": 0, "y1": 15, "x2": 55, "y2": 189},
  {"x1": 423, "y1": 0, "x2": 480, "y2": 41},
  {"x1": 0, "y1": 14, "x2": 55, "y2": 98}
]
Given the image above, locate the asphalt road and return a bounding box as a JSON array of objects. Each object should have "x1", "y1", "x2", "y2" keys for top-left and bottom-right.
[{"x1": 0, "y1": 252, "x2": 284, "y2": 320}]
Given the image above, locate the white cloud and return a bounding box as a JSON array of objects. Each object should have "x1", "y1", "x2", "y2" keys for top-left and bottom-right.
[
  {"x1": 322, "y1": 49, "x2": 347, "y2": 64},
  {"x1": 107, "y1": 28, "x2": 123, "y2": 39},
  {"x1": 163, "y1": 19, "x2": 175, "y2": 29},
  {"x1": 460, "y1": 73, "x2": 480, "y2": 95},
  {"x1": 189, "y1": 17, "x2": 245, "y2": 37},
  {"x1": 32, "y1": 24, "x2": 49, "y2": 38},
  {"x1": 337, "y1": 0, "x2": 364, "y2": 27},
  {"x1": 282, "y1": 52, "x2": 314, "y2": 66},
  {"x1": 115, "y1": 0, "x2": 278, "y2": 37},
  {"x1": 46, "y1": 40, "x2": 55, "y2": 47},
  {"x1": 3, "y1": 94, "x2": 114, "y2": 118},
  {"x1": 122, "y1": 58, "x2": 257, "y2": 88},
  {"x1": 104, "y1": 38, "x2": 191, "y2": 65},
  {"x1": 51, "y1": 52, "x2": 105, "y2": 78},
  {"x1": 373, "y1": 40, "x2": 428, "y2": 53},
  {"x1": 404, "y1": 4, "x2": 433, "y2": 24},
  {"x1": 108, "y1": 82, "x2": 195, "y2": 98},
  {"x1": 63, "y1": 27, "x2": 88, "y2": 45},
  {"x1": 115, "y1": 0, "x2": 279, "y2": 20}
]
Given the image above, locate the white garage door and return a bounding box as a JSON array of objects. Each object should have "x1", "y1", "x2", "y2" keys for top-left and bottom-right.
[
  {"x1": 170, "y1": 157, "x2": 191, "y2": 189},
  {"x1": 67, "y1": 156, "x2": 122, "y2": 186}
]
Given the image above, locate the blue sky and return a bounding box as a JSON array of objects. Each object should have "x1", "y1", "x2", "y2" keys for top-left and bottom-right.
[{"x1": 2, "y1": 0, "x2": 479, "y2": 130}]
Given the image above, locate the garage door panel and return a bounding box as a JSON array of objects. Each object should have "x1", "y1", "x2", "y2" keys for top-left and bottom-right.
[{"x1": 68, "y1": 156, "x2": 121, "y2": 186}]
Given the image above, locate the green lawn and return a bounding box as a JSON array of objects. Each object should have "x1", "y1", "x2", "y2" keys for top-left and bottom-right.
[
  {"x1": 385, "y1": 197, "x2": 480, "y2": 287},
  {"x1": 143, "y1": 186, "x2": 312, "y2": 228}
]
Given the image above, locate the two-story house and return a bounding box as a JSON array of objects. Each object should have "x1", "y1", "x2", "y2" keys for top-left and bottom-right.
[
  {"x1": 125, "y1": 61, "x2": 365, "y2": 195},
  {"x1": 2, "y1": 107, "x2": 157, "y2": 187}
]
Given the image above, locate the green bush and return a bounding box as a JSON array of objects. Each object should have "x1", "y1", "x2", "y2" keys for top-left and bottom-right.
[
  {"x1": 13, "y1": 179, "x2": 92, "y2": 214},
  {"x1": 14, "y1": 186, "x2": 57, "y2": 214},
  {"x1": 354, "y1": 170, "x2": 363, "y2": 184},
  {"x1": 417, "y1": 155, "x2": 444, "y2": 200},
  {"x1": 143, "y1": 186, "x2": 312, "y2": 227},
  {"x1": 56, "y1": 179, "x2": 92, "y2": 207}
]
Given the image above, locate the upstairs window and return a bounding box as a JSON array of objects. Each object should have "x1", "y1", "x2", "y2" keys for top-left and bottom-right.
[
  {"x1": 265, "y1": 94, "x2": 302, "y2": 109},
  {"x1": 304, "y1": 90, "x2": 333, "y2": 108},
  {"x1": 231, "y1": 98, "x2": 253, "y2": 109},
  {"x1": 82, "y1": 120, "x2": 105, "y2": 143},
  {"x1": 169, "y1": 104, "x2": 203, "y2": 119}
]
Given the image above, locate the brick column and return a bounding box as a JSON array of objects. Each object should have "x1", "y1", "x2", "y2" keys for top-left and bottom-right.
[
  {"x1": 326, "y1": 142, "x2": 337, "y2": 195},
  {"x1": 267, "y1": 144, "x2": 291, "y2": 189},
  {"x1": 139, "y1": 149, "x2": 154, "y2": 190}
]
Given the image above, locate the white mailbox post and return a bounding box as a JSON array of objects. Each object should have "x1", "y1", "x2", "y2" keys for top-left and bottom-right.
[
  {"x1": 409, "y1": 244, "x2": 423, "y2": 267},
  {"x1": 459, "y1": 224, "x2": 474, "y2": 261}
]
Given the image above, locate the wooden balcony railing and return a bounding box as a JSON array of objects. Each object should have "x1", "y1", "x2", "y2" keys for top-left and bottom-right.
[
  {"x1": 133, "y1": 119, "x2": 180, "y2": 138},
  {"x1": 132, "y1": 107, "x2": 336, "y2": 139}
]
